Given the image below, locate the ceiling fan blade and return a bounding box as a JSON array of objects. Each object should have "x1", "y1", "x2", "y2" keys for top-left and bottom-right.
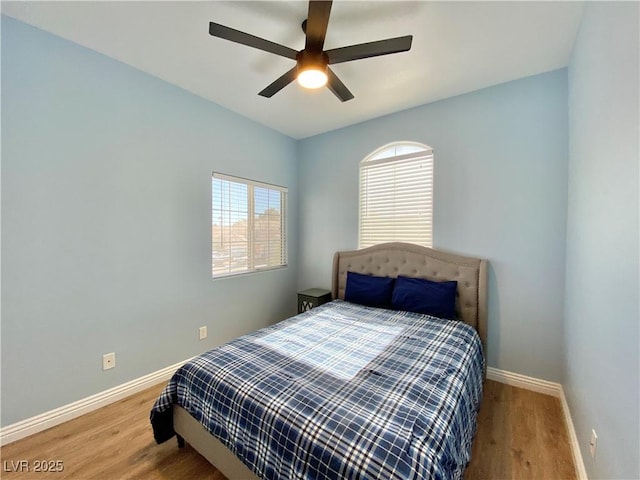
[
  {"x1": 326, "y1": 35, "x2": 413, "y2": 64},
  {"x1": 326, "y1": 67, "x2": 354, "y2": 102},
  {"x1": 305, "y1": 1, "x2": 332, "y2": 52},
  {"x1": 258, "y1": 67, "x2": 298, "y2": 98},
  {"x1": 209, "y1": 22, "x2": 298, "y2": 60}
]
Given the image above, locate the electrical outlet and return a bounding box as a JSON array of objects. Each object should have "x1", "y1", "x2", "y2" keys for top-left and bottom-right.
[
  {"x1": 199, "y1": 326, "x2": 208, "y2": 340},
  {"x1": 102, "y1": 352, "x2": 116, "y2": 370},
  {"x1": 589, "y1": 429, "x2": 598, "y2": 459}
]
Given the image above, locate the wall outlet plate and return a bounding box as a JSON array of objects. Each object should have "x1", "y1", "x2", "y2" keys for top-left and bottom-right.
[
  {"x1": 102, "y1": 352, "x2": 115, "y2": 370},
  {"x1": 199, "y1": 326, "x2": 208, "y2": 340},
  {"x1": 589, "y1": 429, "x2": 597, "y2": 459}
]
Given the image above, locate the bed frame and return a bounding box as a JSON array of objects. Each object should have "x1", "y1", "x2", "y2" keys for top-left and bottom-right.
[{"x1": 174, "y1": 242, "x2": 488, "y2": 480}]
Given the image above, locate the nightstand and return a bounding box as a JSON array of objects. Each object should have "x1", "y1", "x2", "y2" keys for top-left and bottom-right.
[{"x1": 297, "y1": 288, "x2": 332, "y2": 313}]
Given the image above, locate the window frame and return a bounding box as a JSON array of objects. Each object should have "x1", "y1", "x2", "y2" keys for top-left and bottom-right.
[
  {"x1": 212, "y1": 172, "x2": 288, "y2": 279},
  {"x1": 358, "y1": 142, "x2": 434, "y2": 249}
]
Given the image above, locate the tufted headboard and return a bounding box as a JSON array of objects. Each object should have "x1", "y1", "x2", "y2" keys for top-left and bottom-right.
[{"x1": 332, "y1": 242, "x2": 488, "y2": 357}]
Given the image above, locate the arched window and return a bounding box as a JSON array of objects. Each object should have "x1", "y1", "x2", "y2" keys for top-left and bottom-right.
[{"x1": 359, "y1": 142, "x2": 433, "y2": 248}]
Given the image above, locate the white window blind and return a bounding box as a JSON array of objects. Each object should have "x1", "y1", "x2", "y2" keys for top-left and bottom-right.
[
  {"x1": 359, "y1": 145, "x2": 433, "y2": 248},
  {"x1": 212, "y1": 173, "x2": 287, "y2": 278}
]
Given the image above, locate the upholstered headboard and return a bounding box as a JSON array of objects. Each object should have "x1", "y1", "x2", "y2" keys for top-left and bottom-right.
[{"x1": 332, "y1": 242, "x2": 488, "y2": 356}]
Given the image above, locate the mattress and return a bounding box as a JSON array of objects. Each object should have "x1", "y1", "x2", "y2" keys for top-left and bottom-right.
[{"x1": 151, "y1": 299, "x2": 484, "y2": 480}]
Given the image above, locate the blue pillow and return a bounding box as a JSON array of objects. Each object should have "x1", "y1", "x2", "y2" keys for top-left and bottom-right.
[
  {"x1": 391, "y1": 276, "x2": 458, "y2": 319},
  {"x1": 344, "y1": 271, "x2": 395, "y2": 308}
]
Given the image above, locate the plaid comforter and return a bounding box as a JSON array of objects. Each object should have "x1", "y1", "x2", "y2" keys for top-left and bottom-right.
[{"x1": 150, "y1": 300, "x2": 484, "y2": 480}]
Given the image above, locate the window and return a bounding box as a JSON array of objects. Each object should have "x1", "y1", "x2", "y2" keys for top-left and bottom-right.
[
  {"x1": 359, "y1": 142, "x2": 433, "y2": 248},
  {"x1": 212, "y1": 173, "x2": 287, "y2": 278}
]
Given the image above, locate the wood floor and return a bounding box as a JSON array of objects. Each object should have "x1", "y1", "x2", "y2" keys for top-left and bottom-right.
[
  {"x1": 1, "y1": 380, "x2": 576, "y2": 479},
  {"x1": 463, "y1": 380, "x2": 576, "y2": 480}
]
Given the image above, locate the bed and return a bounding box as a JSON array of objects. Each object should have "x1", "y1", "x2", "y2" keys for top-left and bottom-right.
[{"x1": 151, "y1": 242, "x2": 487, "y2": 480}]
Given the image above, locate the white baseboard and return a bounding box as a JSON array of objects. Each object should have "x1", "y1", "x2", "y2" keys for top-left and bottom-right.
[
  {"x1": 0, "y1": 357, "x2": 191, "y2": 446},
  {"x1": 559, "y1": 385, "x2": 588, "y2": 480},
  {"x1": 487, "y1": 367, "x2": 587, "y2": 479},
  {"x1": 486, "y1": 366, "x2": 562, "y2": 397}
]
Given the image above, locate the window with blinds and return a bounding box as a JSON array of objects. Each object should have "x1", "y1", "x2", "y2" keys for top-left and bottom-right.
[
  {"x1": 359, "y1": 143, "x2": 433, "y2": 248},
  {"x1": 212, "y1": 173, "x2": 287, "y2": 278}
]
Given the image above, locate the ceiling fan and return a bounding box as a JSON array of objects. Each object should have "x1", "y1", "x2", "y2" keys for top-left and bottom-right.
[{"x1": 209, "y1": 0, "x2": 413, "y2": 102}]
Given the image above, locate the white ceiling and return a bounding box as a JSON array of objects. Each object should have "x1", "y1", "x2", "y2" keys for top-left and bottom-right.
[{"x1": 2, "y1": 1, "x2": 584, "y2": 139}]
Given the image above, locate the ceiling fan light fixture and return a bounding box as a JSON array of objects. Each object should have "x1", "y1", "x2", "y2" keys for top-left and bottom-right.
[
  {"x1": 296, "y1": 50, "x2": 329, "y2": 89},
  {"x1": 297, "y1": 67, "x2": 328, "y2": 89}
]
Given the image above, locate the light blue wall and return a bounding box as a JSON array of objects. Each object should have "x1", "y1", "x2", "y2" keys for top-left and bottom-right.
[
  {"x1": 1, "y1": 16, "x2": 298, "y2": 426},
  {"x1": 565, "y1": 2, "x2": 639, "y2": 478},
  {"x1": 298, "y1": 70, "x2": 569, "y2": 382}
]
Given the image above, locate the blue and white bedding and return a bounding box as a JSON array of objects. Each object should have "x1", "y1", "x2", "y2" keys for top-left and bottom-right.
[{"x1": 150, "y1": 300, "x2": 484, "y2": 480}]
